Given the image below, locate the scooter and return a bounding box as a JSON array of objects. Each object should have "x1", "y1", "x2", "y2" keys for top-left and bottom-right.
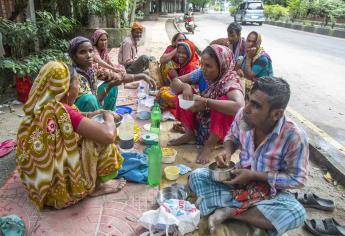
[{"x1": 184, "y1": 15, "x2": 196, "y2": 34}]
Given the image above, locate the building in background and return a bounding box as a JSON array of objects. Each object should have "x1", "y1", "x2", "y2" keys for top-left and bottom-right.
[{"x1": 142, "y1": 0, "x2": 188, "y2": 15}]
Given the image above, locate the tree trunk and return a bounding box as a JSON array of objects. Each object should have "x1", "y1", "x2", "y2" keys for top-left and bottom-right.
[
  {"x1": 130, "y1": 0, "x2": 138, "y2": 25},
  {"x1": 9, "y1": 0, "x2": 27, "y2": 21}
]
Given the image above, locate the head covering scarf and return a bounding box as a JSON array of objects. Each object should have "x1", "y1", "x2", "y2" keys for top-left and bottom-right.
[
  {"x1": 202, "y1": 44, "x2": 243, "y2": 99},
  {"x1": 16, "y1": 61, "x2": 86, "y2": 209},
  {"x1": 17, "y1": 61, "x2": 123, "y2": 209},
  {"x1": 176, "y1": 39, "x2": 200, "y2": 76},
  {"x1": 68, "y1": 36, "x2": 91, "y2": 59},
  {"x1": 68, "y1": 36, "x2": 96, "y2": 92},
  {"x1": 91, "y1": 29, "x2": 110, "y2": 63},
  {"x1": 247, "y1": 31, "x2": 271, "y2": 63},
  {"x1": 131, "y1": 21, "x2": 144, "y2": 32}
]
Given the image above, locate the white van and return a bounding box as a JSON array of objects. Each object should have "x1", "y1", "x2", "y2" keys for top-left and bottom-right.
[{"x1": 234, "y1": 0, "x2": 265, "y2": 26}]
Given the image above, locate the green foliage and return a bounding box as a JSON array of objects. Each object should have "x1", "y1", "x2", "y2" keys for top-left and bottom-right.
[
  {"x1": 77, "y1": 0, "x2": 128, "y2": 15},
  {"x1": 229, "y1": 6, "x2": 237, "y2": 14},
  {"x1": 265, "y1": 4, "x2": 289, "y2": 20},
  {"x1": 0, "y1": 50, "x2": 70, "y2": 77},
  {"x1": 190, "y1": 0, "x2": 211, "y2": 9},
  {"x1": 104, "y1": 0, "x2": 128, "y2": 14},
  {"x1": 0, "y1": 10, "x2": 76, "y2": 78},
  {"x1": 0, "y1": 19, "x2": 37, "y2": 58},
  {"x1": 310, "y1": 0, "x2": 345, "y2": 24},
  {"x1": 229, "y1": 0, "x2": 243, "y2": 8},
  {"x1": 287, "y1": 0, "x2": 308, "y2": 18},
  {"x1": 36, "y1": 11, "x2": 76, "y2": 48}
]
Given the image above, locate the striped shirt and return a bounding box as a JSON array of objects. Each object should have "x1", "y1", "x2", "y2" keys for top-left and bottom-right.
[{"x1": 224, "y1": 109, "x2": 309, "y2": 195}]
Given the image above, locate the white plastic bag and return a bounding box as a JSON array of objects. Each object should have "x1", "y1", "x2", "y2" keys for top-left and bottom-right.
[{"x1": 139, "y1": 199, "x2": 200, "y2": 236}]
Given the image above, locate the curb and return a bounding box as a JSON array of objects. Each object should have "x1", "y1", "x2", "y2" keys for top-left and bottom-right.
[
  {"x1": 171, "y1": 18, "x2": 345, "y2": 185},
  {"x1": 265, "y1": 20, "x2": 345, "y2": 39},
  {"x1": 172, "y1": 18, "x2": 182, "y2": 33},
  {"x1": 287, "y1": 109, "x2": 345, "y2": 186}
]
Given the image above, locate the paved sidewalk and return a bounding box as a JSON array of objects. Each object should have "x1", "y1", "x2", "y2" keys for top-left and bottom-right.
[{"x1": 0, "y1": 19, "x2": 171, "y2": 236}]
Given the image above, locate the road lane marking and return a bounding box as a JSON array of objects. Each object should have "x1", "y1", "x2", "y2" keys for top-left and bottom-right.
[{"x1": 287, "y1": 107, "x2": 345, "y2": 156}]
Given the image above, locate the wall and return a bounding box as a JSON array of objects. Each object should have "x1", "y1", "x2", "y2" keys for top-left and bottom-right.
[{"x1": 77, "y1": 28, "x2": 132, "y2": 48}]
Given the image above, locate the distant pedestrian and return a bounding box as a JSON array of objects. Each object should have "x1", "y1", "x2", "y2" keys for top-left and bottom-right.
[{"x1": 118, "y1": 22, "x2": 155, "y2": 74}]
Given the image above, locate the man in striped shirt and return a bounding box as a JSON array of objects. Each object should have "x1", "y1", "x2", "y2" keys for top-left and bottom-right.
[{"x1": 189, "y1": 77, "x2": 309, "y2": 236}]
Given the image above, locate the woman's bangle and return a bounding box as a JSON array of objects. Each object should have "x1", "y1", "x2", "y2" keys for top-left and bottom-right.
[{"x1": 204, "y1": 98, "x2": 209, "y2": 109}]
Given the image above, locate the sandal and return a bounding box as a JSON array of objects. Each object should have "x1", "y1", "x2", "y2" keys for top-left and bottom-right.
[
  {"x1": 0, "y1": 139, "x2": 16, "y2": 158},
  {"x1": 294, "y1": 192, "x2": 335, "y2": 211},
  {"x1": 305, "y1": 218, "x2": 345, "y2": 236}
]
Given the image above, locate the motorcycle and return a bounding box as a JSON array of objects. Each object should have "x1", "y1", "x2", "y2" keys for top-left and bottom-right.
[{"x1": 184, "y1": 15, "x2": 196, "y2": 34}]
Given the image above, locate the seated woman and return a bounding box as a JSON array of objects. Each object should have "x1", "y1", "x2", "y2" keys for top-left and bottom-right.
[
  {"x1": 91, "y1": 29, "x2": 126, "y2": 74},
  {"x1": 68, "y1": 36, "x2": 156, "y2": 112},
  {"x1": 158, "y1": 39, "x2": 200, "y2": 110},
  {"x1": 16, "y1": 61, "x2": 124, "y2": 210},
  {"x1": 239, "y1": 31, "x2": 273, "y2": 92},
  {"x1": 168, "y1": 45, "x2": 245, "y2": 164},
  {"x1": 159, "y1": 32, "x2": 187, "y2": 82}
]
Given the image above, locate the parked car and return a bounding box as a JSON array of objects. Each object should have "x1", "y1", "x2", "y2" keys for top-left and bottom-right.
[{"x1": 234, "y1": 0, "x2": 265, "y2": 25}]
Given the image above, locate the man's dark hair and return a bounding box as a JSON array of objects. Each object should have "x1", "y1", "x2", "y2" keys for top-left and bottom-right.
[
  {"x1": 227, "y1": 22, "x2": 242, "y2": 35},
  {"x1": 251, "y1": 77, "x2": 290, "y2": 110}
]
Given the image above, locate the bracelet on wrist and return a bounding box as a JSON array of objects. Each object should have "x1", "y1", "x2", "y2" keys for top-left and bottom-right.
[{"x1": 205, "y1": 98, "x2": 209, "y2": 109}]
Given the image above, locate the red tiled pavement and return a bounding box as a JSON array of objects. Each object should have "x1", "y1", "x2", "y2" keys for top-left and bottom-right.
[
  {"x1": 0, "y1": 171, "x2": 158, "y2": 235},
  {"x1": 0, "y1": 19, "x2": 170, "y2": 236}
]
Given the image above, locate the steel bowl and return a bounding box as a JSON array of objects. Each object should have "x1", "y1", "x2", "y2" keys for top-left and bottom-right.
[
  {"x1": 156, "y1": 185, "x2": 188, "y2": 206},
  {"x1": 208, "y1": 161, "x2": 235, "y2": 182},
  {"x1": 92, "y1": 113, "x2": 123, "y2": 127}
]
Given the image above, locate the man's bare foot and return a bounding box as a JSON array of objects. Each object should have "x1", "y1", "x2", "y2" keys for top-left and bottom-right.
[
  {"x1": 168, "y1": 132, "x2": 195, "y2": 146},
  {"x1": 208, "y1": 208, "x2": 234, "y2": 233},
  {"x1": 196, "y1": 146, "x2": 212, "y2": 164},
  {"x1": 90, "y1": 178, "x2": 126, "y2": 197},
  {"x1": 124, "y1": 82, "x2": 139, "y2": 89}
]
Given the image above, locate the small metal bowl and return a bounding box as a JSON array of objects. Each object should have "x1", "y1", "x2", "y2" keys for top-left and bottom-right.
[
  {"x1": 208, "y1": 161, "x2": 235, "y2": 182},
  {"x1": 156, "y1": 185, "x2": 188, "y2": 206},
  {"x1": 92, "y1": 113, "x2": 123, "y2": 127}
]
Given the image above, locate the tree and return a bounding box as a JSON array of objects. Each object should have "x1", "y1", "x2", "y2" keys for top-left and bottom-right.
[
  {"x1": 190, "y1": 0, "x2": 211, "y2": 12},
  {"x1": 312, "y1": 0, "x2": 345, "y2": 26}
]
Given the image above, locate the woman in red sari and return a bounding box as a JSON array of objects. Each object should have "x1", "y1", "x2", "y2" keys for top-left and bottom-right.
[
  {"x1": 158, "y1": 39, "x2": 200, "y2": 110},
  {"x1": 160, "y1": 33, "x2": 187, "y2": 65},
  {"x1": 168, "y1": 45, "x2": 244, "y2": 164}
]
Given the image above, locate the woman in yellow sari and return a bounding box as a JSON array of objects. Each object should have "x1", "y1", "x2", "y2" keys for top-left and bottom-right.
[{"x1": 16, "y1": 61, "x2": 124, "y2": 210}]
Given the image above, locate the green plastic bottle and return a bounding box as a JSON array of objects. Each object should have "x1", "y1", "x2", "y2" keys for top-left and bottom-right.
[
  {"x1": 147, "y1": 142, "x2": 162, "y2": 186},
  {"x1": 150, "y1": 101, "x2": 161, "y2": 134}
]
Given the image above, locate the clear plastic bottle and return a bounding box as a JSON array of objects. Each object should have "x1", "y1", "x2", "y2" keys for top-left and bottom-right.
[
  {"x1": 147, "y1": 142, "x2": 162, "y2": 186},
  {"x1": 118, "y1": 113, "x2": 134, "y2": 151},
  {"x1": 137, "y1": 86, "x2": 150, "y2": 120}
]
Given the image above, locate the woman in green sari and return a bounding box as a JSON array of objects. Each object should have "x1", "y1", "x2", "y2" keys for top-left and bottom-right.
[{"x1": 68, "y1": 36, "x2": 156, "y2": 112}]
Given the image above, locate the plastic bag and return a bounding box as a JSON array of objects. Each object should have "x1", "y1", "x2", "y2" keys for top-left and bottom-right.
[{"x1": 139, "y1": 199, "x2": 200, "y2": 236}]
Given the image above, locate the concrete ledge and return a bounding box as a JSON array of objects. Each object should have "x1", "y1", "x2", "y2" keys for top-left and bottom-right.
[
  {"x1": 265, "y1": 20, "x2": 345, "y2": 39},
  {"x1": 76, "y1": 27, "x2": 131, "y2": 48}
]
